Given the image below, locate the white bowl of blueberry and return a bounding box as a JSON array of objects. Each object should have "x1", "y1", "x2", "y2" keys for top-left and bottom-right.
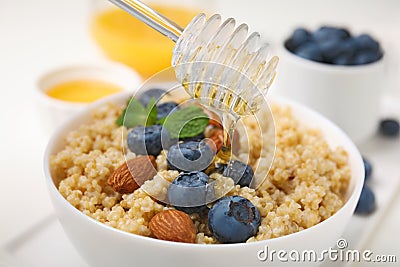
[
  {"x1": 44, "y1": 82, "x2": 365, "y2": 267},
  {"x1": 273, "y1": 26, "x2": 385, "y2": 143}
]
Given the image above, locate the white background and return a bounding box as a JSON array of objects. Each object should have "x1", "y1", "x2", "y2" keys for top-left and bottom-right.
[{"x1": 0, "y1": 0, "x2": 399, "y2": 266}]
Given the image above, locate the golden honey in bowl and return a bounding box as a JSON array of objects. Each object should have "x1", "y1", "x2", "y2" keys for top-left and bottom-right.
[
  {"x1": 91, "y1": 5, "x2": 199, "y2": 78},
  {"x1": 46, "y1": 79, "x2": 122, "y2": 103}
]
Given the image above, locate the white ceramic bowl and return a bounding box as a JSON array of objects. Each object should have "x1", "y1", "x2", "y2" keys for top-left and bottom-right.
[
  {"x1": 271, "y1": 43, "x2": 385, "y2": 144},
  {"x1": 35, "y1": 61, "x2": 142, "y2": 137},
  {"x1": 44, "y1": 92, "x2": 364, "y2": 267}
]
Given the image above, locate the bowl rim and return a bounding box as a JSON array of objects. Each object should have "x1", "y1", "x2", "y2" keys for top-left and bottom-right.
[
  {"x1": 43, "y1": 91, "x2": 364, "y2": 248},
  {"x1": 279, "y1": 39, "x2": 385, "y2": 73}
]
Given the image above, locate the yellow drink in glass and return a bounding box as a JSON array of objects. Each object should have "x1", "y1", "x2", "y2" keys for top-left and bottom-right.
[{"x1": 91, "y1": 5, "x2": 198, "y2": 78}]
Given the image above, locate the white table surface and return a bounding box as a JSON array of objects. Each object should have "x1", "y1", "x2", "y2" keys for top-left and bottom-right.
[{"x1": 1, "y1": 1, "x2": 399, "y2": 266}]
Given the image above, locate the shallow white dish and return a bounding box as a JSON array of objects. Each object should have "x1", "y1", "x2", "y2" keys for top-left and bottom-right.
[
  {"x1": 35, "y1": 61, "x2": 142, "y2": 136},
  {"x1": 43, "y1": 92, "x2": 364, "y2": 267}
]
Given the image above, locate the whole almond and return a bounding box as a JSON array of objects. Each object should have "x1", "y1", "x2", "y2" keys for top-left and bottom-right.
[
  {"x1": 207, "y1": 128, "x2": 224, "y2": 152},
  {"x1": 206, "y1": 127, "x2": 241, "y2": 155},
  {"x1": 107, "y1": 155, "x2": 157, "y2": 194},
  {"x1": 149, "y1": 210, "x2": 196, "y2": 243}
]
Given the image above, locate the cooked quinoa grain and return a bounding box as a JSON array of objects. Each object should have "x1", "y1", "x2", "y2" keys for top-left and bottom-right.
[{"x1": 51, "y1": 101, "x2": 350, "y2": 244}]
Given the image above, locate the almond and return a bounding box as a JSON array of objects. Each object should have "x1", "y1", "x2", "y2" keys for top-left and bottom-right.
[
  {"x1": 107, "y1": 155, "x2": 157, "y2": 194},
  {"x1": 149, "y1": 210, "x2": 196, "y2": 243},
  {"x1": 207, "y1": 128, "x2": 224, "y2": 152},
  {"x1": 232, "y1": 129, "x2": 241, "y2": 155},
  {"x1": 206, "y1": 128, "x2": 241, "y2": 154}
]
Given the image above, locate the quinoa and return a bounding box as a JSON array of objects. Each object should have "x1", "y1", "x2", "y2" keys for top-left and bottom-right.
[{"x1": 51, "y1": 101, "x2": 350, "y2": 244}]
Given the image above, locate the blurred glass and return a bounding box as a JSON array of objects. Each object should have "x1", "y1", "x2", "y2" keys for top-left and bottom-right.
[{"x1": 90, "y1": 0, "x2": 212, "y2": 79}]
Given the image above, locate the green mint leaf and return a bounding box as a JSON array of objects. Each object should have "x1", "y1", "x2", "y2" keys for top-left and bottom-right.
[
  {"x1": 116, "y1": 108, "x2": 126, "y2": 126},
  {"x1": 162, "y1": 106, "x2": 209, "y2": 139},
  {"x1": 116, "y1": 97, "x2": 132, "y2": 126},
  {"x1": 116, "y1": 97, "x2": 158, "y2": 128},
  {"x1": 156, "y1": 116, "x2": 166, "y2": 125},
  {"x1": 123, "y1": 98, "x2": 146, "y2": 128},
  {"x1": 145, "y1": 97, "x2": 158, "y2": 126}
]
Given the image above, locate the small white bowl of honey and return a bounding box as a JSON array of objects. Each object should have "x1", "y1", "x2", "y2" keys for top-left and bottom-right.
[{"x1": 36, "y1": 61, "x2": 142, "y2": 136}]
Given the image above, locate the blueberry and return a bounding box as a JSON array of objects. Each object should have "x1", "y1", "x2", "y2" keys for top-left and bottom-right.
[
  {"x1": 208, "y1": 196, "x2": 261, "y2": 243},
  {"x1": 294, "y1": 42, "x2": 323, "y2": 62},
  {"x1": 379, "y1": 119, "x2": 400, "y2": 137},
  {"x1": 214, "y1": 162, "x2": 227, "y2": 174},
  {"x1": 127, "y1": 125, "x2": 170, "y2": 156},
  {"x1": 338, "y1": 28, "x2": 351, "y2": 39},
  {"x1": 363, "y1": 157, "x2": 373, "y2": 182},
  {"x1": 353, "y1": 51, "x2": 382, "y2": 65},
  {"x1": 319, "y1": 39, "x2": 353, "y2": 63},
  {"x1": 319, "y1": 40, "x2": 351, "y2": 63},
  {"x1": 167, "y1": 141, "x2": 215, "y2": 172},
  {"x1": 138, "y1": 88, "x2": 165, "y2": 107},
  {"x1": 355, "y1": 185, "x2": 376, "y2": 215},
  {"x1": 342, "y1": 37, "x2": 358, "y2": 54},
  {"x1": 332, "y1": 54, "x2": 353, "y2": 65},
  {"x1": 180, "y1": 132, "x2": 205, "y2": 142},
  {"x1": 222, "y1": 160, "x2": 254, "y2": 187},
  {"x1": 156, "y1": 101, "x2": 179, "y2": 120},
  {"x1": 178, "y1": 205, "x2": 209, "y2": 215},
  {"x1": 168, "y1": 171, "x2": 211, "y2": 210},
  {"x1": 353, "y1": 34, "x2": 380, "y2": 52},
  {"x1": 312, "y1": 26, "x2": 350, "y2": 43},
  {"x1": 285, "y1": 28, "x2": 311, "y2": 52}
]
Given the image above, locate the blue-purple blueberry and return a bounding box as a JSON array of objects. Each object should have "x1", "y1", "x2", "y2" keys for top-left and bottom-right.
[
  {"x1": 138, "y1": 88, "x2": 165, "y2": 107},
  {"x1": 222, "y1": 160, "x2": 254, "y2": 187},
  {"x1": 379, "y1": 119, "x2": 400, "y2": 137},
  {"x1": 156, "y1": 101, "x2": 179, "y2": 120},
  {"x1": 168, "y1": 171, "x2": 211, "y2": 212},
  {"x1": 355, "y1": 185, "x2": 376, "y2": 215},
  {"x1": 363, "y1": 157, "x2": 373, "y2": 182},
  {"x1": 128, "y1": 125, "x2": 170, "y2": 157},
  {"x1": 208, "y1": 196, "x2": 261, "y2": 243},
  {"x1": 286, "y1": 27, "x2": 382, "y2": 65},
  {"x1": 294, "y1": 42, "x2": 323, "y2": 62},
  {"x1": 167, "y1": 141, "x2": 215, "y2": 172},
  {"x1": 285, "y1": 28, "x2": 311, "y2": 52}
]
